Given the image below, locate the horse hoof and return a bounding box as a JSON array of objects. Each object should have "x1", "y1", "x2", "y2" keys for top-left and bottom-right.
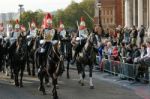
[
  {"x1": 78, "y1": 80, "x2": 81, "y2": 84},
  {"x1": 81, "y1": 83, "x2": 84, "y2": 86},
  {"x1": 43, "y1": 92, "x2": 47, "y2": 95},
  {"x1": 32, "y1": 73, "x2": 35, "y2": 76},
  {"x1": 38, "y1": 86, "x2": 43, "y2": 91},
  {"x1": 11, "y1": 75, "x2": 14, "y2": 79},
  {"x1": 28, "y1": 73, "x2": 31, "y2": 76},
  {"x1": 15, "y1": 83, "x2": 19, "y2": 87},
  {"x1": 90, "y1": 86, "x2": 94, "y2": 89},
  {"x1": 67, "y1": 76, "x2": 70, "y2": 79},
  {"x1": 20, "y1": 84, "x2": 23, "y2": 88},
  {"x1": 53, "y1": 96, "x2": 59, "y2": 99}
]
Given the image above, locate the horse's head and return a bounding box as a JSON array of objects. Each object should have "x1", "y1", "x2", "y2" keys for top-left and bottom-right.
[
  {"x1": 16, "y1": 36, "x2": 27, "y2": 60},
  {"x1": 85, "y1": 33, "x2": 97, "y2": 50}
]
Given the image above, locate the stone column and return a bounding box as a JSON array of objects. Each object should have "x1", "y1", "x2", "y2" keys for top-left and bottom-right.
[
  {"x1": 148, "y1": 0, "x2": 150, "y2": 36},
  {"x1": 138, "y1": 0, "x2": 144, "y2": 27},
  {"x1": 133, "y1": 0, "x2": 136, "y2": 26},
  {"x1": 125, "y1": 0, "x2": 132, "y2": 27}
]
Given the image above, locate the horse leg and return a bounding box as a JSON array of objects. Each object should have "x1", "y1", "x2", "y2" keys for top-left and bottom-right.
[
  {"x1": 45, "y1": 73, "x2": 50, "y2": 87},
  {"x1": 38, "y1": 70, "x2": 46, "y2": 95},
  {"x1": 52, "y1": 77, "x2": 59, "y2": 99},
  {"x1": 76, "y1": 62, "x2": 82, "y2": 84},
  {"x1": 14, "y1": 68, "x2": 19, "y2": 87},
  {"x1": 20, "y1": 65, "x2": 25, "y2": 87},
  {"x1": 32, "y1": 61, "x2": 35, "y2": 76},
  {"x1": 81, "y1": 65, "x2": 85, "y2": 86},
  {"x1": 27, "y1": 59, "x2": 31, "y2": 76},
  {"x1": 67, "y1": 60, "x2": 70, "y2": 79},
  {"x1": 89, "y1": 65, "x2": 94, "y2": 89},
  {"x1": 10, "y1": 62, "x2": 14, "y2": 79}
]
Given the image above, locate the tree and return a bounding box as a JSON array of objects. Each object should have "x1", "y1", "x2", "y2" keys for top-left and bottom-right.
[
  {"x1": 20, "y1": 10, "x2": 44, "y2": 29},
  {"x1": 53, "y1": 0, "x2": 95, "y2": 30}
]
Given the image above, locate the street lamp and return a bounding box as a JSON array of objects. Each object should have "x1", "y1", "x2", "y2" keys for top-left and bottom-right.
[
  {"x1": 96, "y1": 2, "x2": 104, "y2": 37},
  {"x1": 96, "y1": 2, "x2": 102, "y2": 27},
  {"x1": 18, "y1": 4, "x2": 23, "y2": 21}
]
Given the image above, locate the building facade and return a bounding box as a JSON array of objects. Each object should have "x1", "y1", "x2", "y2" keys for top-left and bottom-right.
[
  {"x1": 125, "y1": 0, "x2": 150, "y2": 35},
  {"x1": 94, "y1": 0, "x2": 124, "y2": 28}
]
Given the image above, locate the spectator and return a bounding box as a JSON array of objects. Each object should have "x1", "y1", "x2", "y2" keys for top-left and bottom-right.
[
  {"x1": 134, "y1": 44, "x2": 147, "y2": 83},
  {"x1": 139, "y1": 25, "x2": 145, "y2": 46},
  {"x1": 126, "y1": 44, "x2": 133, "y2": 64},
  {"x1": 132, "y1": 44, "x2": 141, "y2": 61},
  {"x1": 130, "y1": 26, "x2": 138, "y2": 45},
  {"x1": 123, "y1": 27, "x2": 131, "y2": 45},
  {"x1": 112, "y1": 42, "x2": 119, "y2": 61},
  {"x1": 134, "y1": 38, "x2": 150, "y2": 83}
]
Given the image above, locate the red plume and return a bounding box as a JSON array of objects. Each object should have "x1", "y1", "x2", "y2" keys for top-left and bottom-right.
[
  {"x1": 16, "y1": 19, "x2": 19, "y2": 24},
  {"x1": 80, "y1": 17, "x2": 84, "y2": 22},
  {"x1": 59, "y1": 20, "x2": 63, "y2": 25},
  {"x1": 46, "y1": 13, "x2": 52, "y2": 20}
]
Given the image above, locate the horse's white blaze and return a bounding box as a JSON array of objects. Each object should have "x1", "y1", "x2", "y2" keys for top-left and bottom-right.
[
  {"x1": 89, "y1": 77, "x2": 93, "y2": 86},
  {"x1": 79, "y1": 73, "x2": 82, "y2": 80}
]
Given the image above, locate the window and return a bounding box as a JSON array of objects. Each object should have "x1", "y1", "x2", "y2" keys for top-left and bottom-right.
[
  {"x1": 107, "y1": 18, "x2": 109, "y2": 23},
  {"x1": 107, "y1": 10, "x2": 109, "y2": 15},
  {"x1": 111, "y1": 10, "x2": 113, "y2": 15},
  {"x1": 111, "y1": 18, "x2": 113, "y2": 23}
]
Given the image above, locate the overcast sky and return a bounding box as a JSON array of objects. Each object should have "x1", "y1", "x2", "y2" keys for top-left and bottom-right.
[{"x1": 0, "y1": 0, "x2": 82, "y2": 13}]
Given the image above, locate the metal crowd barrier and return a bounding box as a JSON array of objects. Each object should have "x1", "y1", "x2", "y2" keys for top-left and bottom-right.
[{"x1": 101, "y1": 58, "x2": 150, "y2": 82}]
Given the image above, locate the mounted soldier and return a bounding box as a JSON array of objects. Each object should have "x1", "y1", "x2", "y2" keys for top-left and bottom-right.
[
  {"x1": 0, "y1": 23, "x2": 5, "y2": 71},
  {"x1": 38, "y1": 13, "x2": 58, "y2": 85},
  {"x1": 26, "y1": 21, "x2": 38, "y2": 47},
  {"x1": 71, "y1": 17, "x2": 88, "y2": 64},
  {"x1": 26, "y1": 20, "x2": 38, "y2": 76},
  {"x1": 10, "y1": 19, "x2": 21, "y2": 46},
  {"x1": 58, "y1": 20, "x2": 67, "y2": 55},
  {"x1": 0, "y1": 23, "x2": 5, "y2": 46}
]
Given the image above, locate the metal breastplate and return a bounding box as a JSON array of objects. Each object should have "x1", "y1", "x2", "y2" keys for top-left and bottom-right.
[
  {"x1": 79, "y1": 29, "x2": 88, "y2": 39},
  {"x1": 44, "y1": 29, "x2": 55, "y2": 41},
  {"x1": 30, "y1": 29, "x2": 36, "y2": 37},
  {"x1": 0, "y1": 32, "x2": 5, "y2": 37},
  {"x1": 60, "y1": 30, "x2": 66, "y2": 38},
  {"x1": 13, "y1": 32, "x2": 20, "y2": 39}
]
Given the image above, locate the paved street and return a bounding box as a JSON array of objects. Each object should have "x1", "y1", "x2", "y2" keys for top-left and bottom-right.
[{"x1": 0, "y1": 69, "x2": 143, "y2": 99}]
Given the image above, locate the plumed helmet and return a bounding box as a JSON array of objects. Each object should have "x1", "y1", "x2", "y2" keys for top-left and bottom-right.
[
  {"x1": 59, "y1": 20, "x2": 64, "y2": 30},
  {"x1": 31, "y1": 20, "x2": 36, "y2": 28},
  {"x1": 46, "y1": 13, "x2": 52, "y2": 24},
  {"x1": 79, "y1": 17, "x2": 86, "y2": 30},
  {"x1": 15, "y1": 19, "x2": 20, "y2": 29}
]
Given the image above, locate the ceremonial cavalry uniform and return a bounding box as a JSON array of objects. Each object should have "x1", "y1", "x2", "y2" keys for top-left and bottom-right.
[
  {"x1": 58, "y1": 20, "x2": 67, "y2": 55},
  {"x1": 27, "y1": 21, "x2": 38, "y2": 46},
  {"x1": 10, "y1": 19, "x2": 21, "y2": 46},
  {"x1": 27, "y1": 21, "x2": 37, "y2": 38},
  {"x1": 0, "y1": 23, "x2": 5, "y2": 45},
  {"x1": 71, "y1": 17, "x2": 88, "y2": 64},
  {"x1": 40, "y1": 13, "x2": 56, "y2": 54}
]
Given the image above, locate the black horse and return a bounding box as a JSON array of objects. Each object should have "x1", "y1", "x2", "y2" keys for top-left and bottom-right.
[
  {"x1": 26, "y1": 37, "x2": 38, "y2": 76},
  {"x1": 10, "y1": 35, "x2": 27, "y2": 87},
  {"x1": 0, "y1": 37, "x2": 4, "y2": 72},
  {"x1": 2, "y1": 37, "x2": 11, "y2": 75},
  {"x1": 35, "y1": 41, "x2": 63, "y2": 99},
  {"x1": 59, "y1": 33, "x2": 72, "y2": 79},
  {"x1": 76, "y1": 33, "x2": 97, "y2": 89}
]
